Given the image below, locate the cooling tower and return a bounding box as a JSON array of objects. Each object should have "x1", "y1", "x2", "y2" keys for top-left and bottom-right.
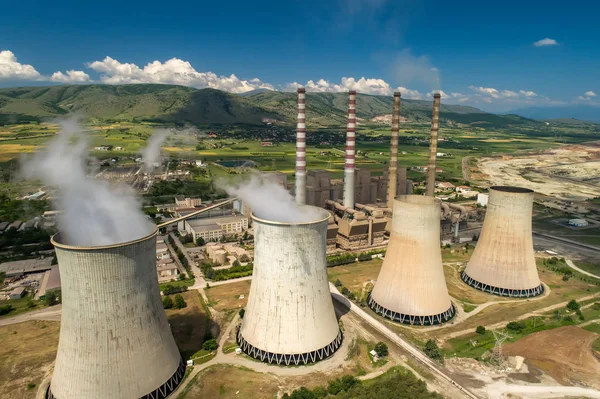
[
  {"x1": 387, "y1": 92, "x2": 401, "y2": 208},
  {"x1": 47, "y1": 230, "x2": 184, "y2": 399},
  {"x1": 426, "y1": 93, "x2": 441, "y2": 197},
  {"x1": 369, "y1": 195, "x2": 455, "y2": 325},
  {"x1": 237, "y1": 207, "x2": 343, "y2": 365},
  {"x1": 461, "y1": 186, "x2": 544, "y2": 297},
  {"x1": 343, "y1": 90, "x2": 356, "y2": 208},
  {"x1": 295, "y1": 88, "x2": 307, "y2": 205}
]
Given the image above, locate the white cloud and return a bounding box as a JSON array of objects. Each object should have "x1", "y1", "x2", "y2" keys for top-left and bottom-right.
[
  {"x1": 391, "y1": 49, "x2": 440, "y2": 89},
  {"x1": 87, "y1": 56, "x2": 274, "y2": 93},
  {"x1": 577, "y1": 91, "x2": 597, "y2": 101},
  {"x1": 584, "y1": 91, "x2": 597, "y2": 97},
  {"x1": 50, "y1": 70, "x2": 91, "y2": 83},
  {"x1": 519, "y1": 90, "x2": 537, "y2": 97},
  {"x1": 285, "y1": 77, "x2": 425, "y2": 99},
  {"x1": 533, "y1": 38, "x2": 558, "y2": 47},
  {"x1": 470, "y1": 86, "x2": 501, "y2": 98},
  {"x1": 0, "y1": 50, "x2": 41, "y2": 80},
  {"x1": 427, "y1": 90, "x2": 469, "y2": 103}
]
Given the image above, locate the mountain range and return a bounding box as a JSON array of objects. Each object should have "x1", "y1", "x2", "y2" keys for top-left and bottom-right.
[
  {"x1": 508, "y1": 105, "x2": 600, "y2": 123},
  {"x1": 0, "y1": 84, "x2": 544, "y2": 127}
]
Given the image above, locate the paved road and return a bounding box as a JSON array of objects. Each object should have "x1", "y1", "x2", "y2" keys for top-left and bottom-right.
[
  {"x1": 0, "y1": 305, "x2": 62, "y2": 327},
  {"x1": 169, "y1": 233, "x2": 208, "y2": 289},
  {"x1": 328, "y1": 283, "x2": 478, "y2": 399},
  {"x1": 533, "y1": 232, "x2": 600, "y2": 260},
  {"x1": 566, "y1": 259, "x2": 600, "y2": 279}
]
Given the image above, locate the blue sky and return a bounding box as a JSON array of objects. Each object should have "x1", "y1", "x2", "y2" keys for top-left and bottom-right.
[{"x1": 0, "y1": 0, "x2": 598, "y2": 112}]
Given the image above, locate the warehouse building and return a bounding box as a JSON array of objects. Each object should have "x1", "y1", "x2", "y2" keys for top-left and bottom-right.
[{"x1": 183, "y1": 214, "x2": 249, "y2": 242}]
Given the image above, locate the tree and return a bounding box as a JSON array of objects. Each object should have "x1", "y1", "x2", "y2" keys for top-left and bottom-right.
[
  {"x1": 202, "y1": 339, "x2": 218, "y2": 351},
  {"x1": 506, "y1": 321, "x2": 526, "y2": 333},
  {"x1": 566, "y1": 299, "x2": 580, "y2": 312},
  {"x1": 238, "y1": 308, "x2": 245, "y2": 319},
  {"x1": 162, "y1": 296, "x2": 174, "y2": 309},
  {"x1": 0, "y1": 304, "x2": 14, "y2": 315},
  {"x1": 374, "y1": 342, "x2": 389, "y2": 357},
  {"x1": 240, "y1": 254, "x2": 250, "y2": 262},
  {"x1": 423, "y1": 339, "x2": 444, "y2": 363},
  {"x1": 26, "y1": 299, "x2": 36, "y2": 309},
  {"x1": 334, "y1": 279, "x2": 343, "y2": 287},
  {"x1": 196, "y1": 237, "x2": 205, "y2": 246},
  {"x1": 174, "y1": 294, "x2": 187, "y2": 309},
  {"x1": 178, "y1": 273, "x2": 186, "y2": 281},
  {"x1": 232, "y1": 260, "x2": 241, "y2": 267},
  {"x1": 475, "y1": 326, "x2": 486, "y2": 335},
  {"x1": 45, "y1": 290, "x2": 61, "y2": 306}
]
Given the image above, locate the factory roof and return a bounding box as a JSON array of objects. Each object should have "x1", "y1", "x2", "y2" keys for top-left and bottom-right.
[
  {"x1": 186, "y1": 214, "x2": 247, "y2": 228},
  {"x1": 38, "y1": 266, "x2": 61, "y2": 298},
  {"x1": 157, "y1": 263, "x2": 179, "y2": 272},
  {"x1": 190, "y1": 223, "x2": 222, "y2": 232},
  {"x1": 0, "y1": 221, "x2": 8, "y2": 232},
  {"x1": 8, "y1": 220, "x2": 22, "y2": 230},
  {"x1": 157, "y1": 258, "x2": 174, "y2": 265},
  {"x1": 156, "y1": 242, "x2": 168, "y2": 252},
  {"x1": 10, "y1": 287, "x2": 26, "y2": 296},
  {"x1": 0, "y1": 257, "x2": 54, "y2": 276}
]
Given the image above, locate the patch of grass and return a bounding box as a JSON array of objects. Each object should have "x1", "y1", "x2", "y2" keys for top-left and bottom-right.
[{"x1": 462, "y1": 303, "x2": 476, "y2": 313}]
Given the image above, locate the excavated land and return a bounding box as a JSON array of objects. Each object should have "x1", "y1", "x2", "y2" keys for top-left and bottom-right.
[
  {"x1": 502, "y1": 326, "x2": 600, "y2": 389},
  {"x1": 477, "y1": 144, "x2": 600, "y2": 201}
]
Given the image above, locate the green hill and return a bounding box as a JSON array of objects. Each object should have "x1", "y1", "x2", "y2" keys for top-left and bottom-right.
[{"x1": 0, "y1": 84, "x2": 539, "y2": 127}]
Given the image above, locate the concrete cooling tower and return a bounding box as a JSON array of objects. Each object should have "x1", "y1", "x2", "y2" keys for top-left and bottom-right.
[
  {"x1": 369, "y1": 195, "x2": 455, "y2": 325},
  {"x1": 47, "y1": 229, "x2": 184, "y2": 399},
  {"x1": 461, "y1": 186, "x2": 544, "y2": 297},
  {"x1": 237, "y1": 206, "x2": 343, "y2": 365}
]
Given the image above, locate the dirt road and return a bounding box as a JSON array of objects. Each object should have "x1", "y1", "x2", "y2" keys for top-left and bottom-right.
[{"x1": 566, "y1": 259, "x2": 600, "y2": 279}]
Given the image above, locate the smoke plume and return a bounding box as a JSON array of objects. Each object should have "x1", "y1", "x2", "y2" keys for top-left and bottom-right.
[
  {"x1": 20, "y1": 118, "x2": 153, "y2": 246},
  {"x1": 140, "y1": 128, "x2": 170, "y2": 172},
  {"x1": 219, "y1": 173, "x2": 324, "y2": 223}
]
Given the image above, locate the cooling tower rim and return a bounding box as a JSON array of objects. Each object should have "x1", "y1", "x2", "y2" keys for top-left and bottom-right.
[
  {"x1": 394, "y1": 194, "x2": 441, "y2": 206},
  {"x1": 490, "y1": 186, "x2": 534, "y2": 194},
  {"x1": 251, "y1": 205, "x2": 329, "y2": 226},
  {"x1": 51, "y1": 227, "x2": 158, "y2": 251}
]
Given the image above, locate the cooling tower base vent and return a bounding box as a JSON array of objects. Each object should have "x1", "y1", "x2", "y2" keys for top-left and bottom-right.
[
  {"x1": 368, "y1": 295, "x2": 456, "y2": 326},
  {"x1": 236, "y1": 328, "x2": 343, "y2": 366},
  {"x1": 461, "y1": 271, "x2": 545, "y2": 298},
  {"x1": 46, "y1": 358, "x2": 186, "y2": 399}
]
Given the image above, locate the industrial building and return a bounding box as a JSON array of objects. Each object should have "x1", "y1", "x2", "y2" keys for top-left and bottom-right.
[
  {"x1": 461, "y1": 186, "x2": 544, "y2": 297},
  {"x1": 237, "y1": 206, "x2": 342, "y2": 365},
  {"x1": 369, "y1": 195, "x2": 455, "y2": 325},
  {"x1": 0, "y1": 257, "x2": 54, "y2": 277},
  {"x1": 37, "y1": 265, "x2": 61, "y2": 300},
  {"x1": 47, "y1": 229, "x2": 185, "y2": 399},
  {"x1": 174, "y1": 196, "x2": 202, "y2": 209},
  {"x1": 182, "y1": 214, "x2": 249, "y2": 242}
]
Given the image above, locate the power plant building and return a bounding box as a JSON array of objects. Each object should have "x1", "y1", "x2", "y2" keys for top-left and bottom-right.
[
  {"x1": 369, "y1": 195, "x2": 455, "y2": 325},
  {"x1": 237, "y1": 206, "x2": 343, "y2": 365},
  {"x1": 47, "y1": 229, "x2": 185, "y2": 399},
  {"x1": 461, "y1": 186, "x2": 544, "y2": 297}
]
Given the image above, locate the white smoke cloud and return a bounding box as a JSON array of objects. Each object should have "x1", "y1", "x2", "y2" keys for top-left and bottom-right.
[
  {"x1": 140, "y1": 129, "x2": 171, "y2": 172},
  {"x1": 391, "y1": 49, "x2": 440, "y2": 90},
  {"x1": 20, "y1": 117, "x2": 153, "y2": 246},
  {"x1": 50, "y1": 70, "x2": 91, "y2": 83},
  {"x1": 285, "y1": 78, "x2": 424, "y2": 99},
  {"x1": 87, "y1": 56, "x2": 274, "y2": 93},
  {"x1": 0, "y1": 50, "x2": 41, "y2": 80},
  {"x1": 220, "y1": 173, "x2": 323, "y2": 223},
  {"x1": 533, "y1": 38, "x2": 558, "y2": 47}
]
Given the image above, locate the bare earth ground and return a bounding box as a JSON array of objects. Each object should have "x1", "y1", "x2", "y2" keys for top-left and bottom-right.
[
  {"x1": 164, "y1": 290, "x2": 210, "y2": 358},
  {"x1": 477, "y1": 144, "x2": 600, "y2": 200},
  {"x1": 0, "y1": 320, "x2": 59, "y2": 399},
  {"x1": 502, "y1": 326, "x2": 600, "y2": 389}
]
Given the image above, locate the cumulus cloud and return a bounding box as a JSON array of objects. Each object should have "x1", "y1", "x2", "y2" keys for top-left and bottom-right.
[
  {"x1": 577, "y1": 91, "x2": 597, "y2": 101},
  {"x1": 87, "y1": 56, "x2": 273, "y2": 93},
  {"x1": 533, "y1": 38, "x2": 558, "y2": 47},
  {"x1": 285, "y1": 78, "x2": 424, "y2": 99},
  {"x1": 50, "y1": 70, "x2": 91, "y2": 83},
  {"x1": 427, "y1": 90, "x2": 469, "y2": 103},
  {"x1": 469, "y1": 86, "x2": 537, "y2": 102},
  {"x1": 0, "y1": 50, "x2": 41, "y2": 80}
]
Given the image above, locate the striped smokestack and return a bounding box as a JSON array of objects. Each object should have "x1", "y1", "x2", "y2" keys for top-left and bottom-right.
[
  {"x1": 343, "y1": 90, "x2": 357, "y2": 209},
  {"x1": 295, "y1": 88, "x2": 307, "y2": 205},
  {"x1": 387, "y1": 92, "x2": 401, "y2": 208},
  {"x1": 426, "y1": 93, "x2": 441, "y2": 196}
]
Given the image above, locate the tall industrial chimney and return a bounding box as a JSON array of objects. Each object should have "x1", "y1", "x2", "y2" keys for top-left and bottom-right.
[
  {"x1": 47, "y1": 230, "x2": 185, "y2": 399},
  {"x1": 426, "y1": 93, "x2": 441, "y2": 196},
  {"x1": 387, "y1": 92, "x2": 401, "y2": 208},
  {"x1": 237, "y1": 207, "x2": 343, "y2": 365},
  {"x1": 461, "y1": 186, "x2": 544, "y2": 297},
  {"x1": 369, "y1": 195, "x2": 455, "y2": 325},
  {"x1": 343, "y1": 90, "x2": 357, "y2": 209},
  {"x1": 295, "y1": 88, "x2": 307, "y2": 205}
]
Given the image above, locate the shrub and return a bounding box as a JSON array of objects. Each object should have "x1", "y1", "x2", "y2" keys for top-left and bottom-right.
[
  {"x1": 334, "y1": 279, "x2": 343, "y2": 287},
  {"x1": 475, "y1": 325, "x2": 486, "y2": 335},
  {"x1": 423, "y1": 339, "x2": 444, "y2": 363},
  {"x1": 374, "y1": 342, "x2": 389, "y2": 357},
  {"x1": 174, "y1": 294, "x2": 187, "y2": 309},
  {"x1": 162, "y1": 296, "x2": 174, "y2": 309},
  {"x1": 239, "y1": 308, "x2": 245, "y2": 319},
  {"x1": 506, "y1": 321, "x2": 526, "y2": 333},
  {"x1": 566, "y1": 299, "x2": 580, "y2": 312},
  {"x1": 0, "y1": 304, "x2": 14, "y2": 315},
  {"x1": 196, "y1": 237, "x2": 205, "y2": 246},
  {"x1": 202, "y1": 339, "x2": 218, "y2": 351}
]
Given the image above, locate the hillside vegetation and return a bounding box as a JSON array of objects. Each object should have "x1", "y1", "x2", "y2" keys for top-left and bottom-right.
[{"x1": 0, "y1": 84, "x2": 539, "y2": 127}]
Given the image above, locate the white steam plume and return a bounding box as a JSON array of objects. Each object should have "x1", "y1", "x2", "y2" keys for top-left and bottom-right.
[
  {"x1": 140, "y1": 128, "x2": 170, "y2": 172},
  {"x1": 220, "y1": 173, "x2": 324, "y2": 223},
  {"x1": 20, "y1": 118, "x2": 153, "y2": 246}
]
